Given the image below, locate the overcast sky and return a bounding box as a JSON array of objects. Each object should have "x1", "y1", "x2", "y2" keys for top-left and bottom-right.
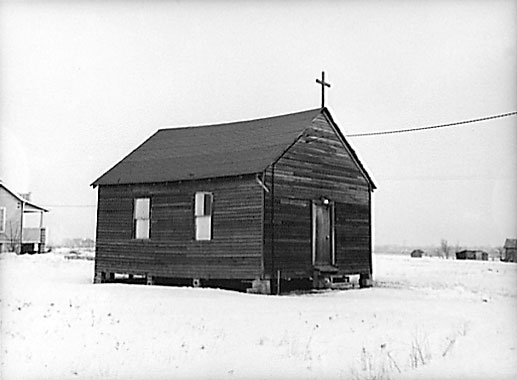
[{"x1": 0, "y1": 0, "x2": 515, "y2": 247}]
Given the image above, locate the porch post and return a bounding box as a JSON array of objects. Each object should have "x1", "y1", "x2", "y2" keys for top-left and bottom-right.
[
  {"x1": 39, "y1": 211, "x2": 45, "y2": 253},
  {"x1": 19, "y1": 201, "x2": 24, "y2": 254}
]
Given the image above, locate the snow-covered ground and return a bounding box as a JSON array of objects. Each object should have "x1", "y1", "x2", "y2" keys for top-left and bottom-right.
[{"x1": 0, "y1": 252, "x2": 515, "y2": 380}]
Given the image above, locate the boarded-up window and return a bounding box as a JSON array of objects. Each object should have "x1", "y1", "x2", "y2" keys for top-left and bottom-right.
[
  {"x1": 0, "y1": 207, "x2": 5, "y2": 233},
  {"x1": 133, "y1": 198, "x2": 150, "y2": 239},
  {"x1": 195, "y1": 192, "x2": 212, "y2": 241}
]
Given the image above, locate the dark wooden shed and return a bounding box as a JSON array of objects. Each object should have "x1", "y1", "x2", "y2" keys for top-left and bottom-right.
[
  {"x1": 410, "y1": 249, "x2": 424, "y2": 258},
  {"x1": 502, "y1": 238, "x2": 517, "y2": 262},
  {"x1": 456, "y1": 250, "x2": 488, "y2": 261},
  {"x1": 91, "y1": 107, "x2": 376, "y2": 293}
]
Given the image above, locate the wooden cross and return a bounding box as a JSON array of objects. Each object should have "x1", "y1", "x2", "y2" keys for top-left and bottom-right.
[{"x1": 315, "y1": 71, "x2": 331, "y2": 108}]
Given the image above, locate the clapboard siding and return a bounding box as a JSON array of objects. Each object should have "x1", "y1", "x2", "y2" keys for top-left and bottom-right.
[
  {"x1": 334, "y1": 202, "x2": 371, "y2": 274},
  {"x1": 264, "y1": 113, "x2": 372, "y2": 278},
  {"x1": 95, "y1": 175, "x2": 263, "y2": 279},
  {"x1": 263, "y1": 198, "x2": 312, "y2": 277}
]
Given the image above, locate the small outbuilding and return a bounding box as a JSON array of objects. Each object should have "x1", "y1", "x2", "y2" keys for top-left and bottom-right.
[
  {"x1": 501, "y1": 238, "x2": 517, "y2": 262},
  {"x1": 91, "y1": 108, "x2": 376, "y2": 293},
  {"x1": 410, "y1": 249, "x2": 424, "y2": 258},
  {"x1": 456, "y1": 250, "x2": 488, "y2": 261}
]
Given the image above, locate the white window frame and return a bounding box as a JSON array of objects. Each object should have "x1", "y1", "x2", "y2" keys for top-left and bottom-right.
[
  {"x1": 194, "y1": 192, "x2": 213, "y2": 241},
  {"x1": 0, "y1": 207, "x2": 6, "y2": 233},
  {"x1": 133, "y1": 198, "x2": 150, "y2": 239}
]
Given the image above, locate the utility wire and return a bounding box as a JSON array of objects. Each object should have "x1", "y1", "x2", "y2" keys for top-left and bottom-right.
[
  {"x1": 346, "y1": 111, "x2": 517, "y2": 137},
  {"x1": 41, "y1": 111, "x2": 516, "y2": 208},
  {"x1": 43, "y1": 205, "x2": 96, "y2": 208}
]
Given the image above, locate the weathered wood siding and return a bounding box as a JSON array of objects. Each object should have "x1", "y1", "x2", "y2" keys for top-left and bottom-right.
[
  {"x1": 334, "y1": 201, "x2": 371, "y2": 273},
  {"x1": 264, "y1": 113, "x2": 372, "y2": 278},
  {"x1": 95, "y1": 175, "x2": 263, "y2": 279}
]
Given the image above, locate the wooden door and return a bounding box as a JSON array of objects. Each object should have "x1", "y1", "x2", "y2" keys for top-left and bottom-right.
[{"x1": 313, "y1": 203, "x2": 333, "y2": 266}]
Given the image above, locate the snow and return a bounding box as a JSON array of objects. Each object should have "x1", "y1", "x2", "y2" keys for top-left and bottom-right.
[{"x1": 1, "y1": 252, "x2": 515, "y2": 380}]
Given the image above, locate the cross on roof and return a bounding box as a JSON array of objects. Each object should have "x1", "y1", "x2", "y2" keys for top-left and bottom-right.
[{"x1": 315, "y1": 71, "x2": 331, "y2": 108}]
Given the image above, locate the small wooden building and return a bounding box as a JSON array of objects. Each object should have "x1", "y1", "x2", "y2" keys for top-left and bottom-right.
[
  {"x1": 0, "y1": 181, "x2": 48, "y2": 254},
  {"x1": 456, "y1": 250, "x2": 488, "y2": 261},
  {"x1": 502, "y1": 238, "x2": 517, "y2": 262},
  {"x1": 92, "y1": 108, "x2": 376, "y2": 293},
  {"x1": 410, "y1": 249, "x2": 424, "y2": 258}
]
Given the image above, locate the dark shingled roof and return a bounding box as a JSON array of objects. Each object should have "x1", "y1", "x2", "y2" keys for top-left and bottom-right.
[{"x1": 92, "y1": 108, "x2": 376, "y2": 189}]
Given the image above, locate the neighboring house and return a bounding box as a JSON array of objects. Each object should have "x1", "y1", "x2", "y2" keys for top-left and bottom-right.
[
  {"x1": 0, "y1": 180, "x2": 48, "y2": 254},
  {"x1": 502, "y1": 238, "x2": 517, "y2": 262},
  {"x1": 456, "y1": 250, "x2": 488, "y2": 261},
  {"x1": 91, "y1": 107, "x2": 376, "y2": 293},
  {"x1": 410, "y1": 249, "x2": 424, "y2": 258}
]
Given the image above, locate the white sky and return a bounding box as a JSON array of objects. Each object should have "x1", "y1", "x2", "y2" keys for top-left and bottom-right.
[{"x1": 0, "y1": 0, "x2": 515, "y2": 247}]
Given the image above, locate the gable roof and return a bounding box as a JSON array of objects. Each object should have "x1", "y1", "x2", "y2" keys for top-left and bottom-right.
[
  {"x1": 0, "y1": 180, "x2": 48, "y2": 212},
  {"x1": 322, "y1": 108, "x2": 376, "y2": 190},
  {"x1": 92, "y1": 108, "x2": 376, "y2": 189}
]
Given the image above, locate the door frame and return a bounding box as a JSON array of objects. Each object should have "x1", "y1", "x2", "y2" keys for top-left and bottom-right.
[{"x1": 311, "y1": 199, "x2": 335, "y2": 266}]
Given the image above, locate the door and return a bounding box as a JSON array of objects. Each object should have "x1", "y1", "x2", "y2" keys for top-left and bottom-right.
[{"x1": 313, "y1": 202, "x2": 334, "y2": 266}]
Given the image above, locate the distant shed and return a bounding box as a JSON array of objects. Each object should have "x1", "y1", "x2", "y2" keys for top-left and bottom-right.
[
  {"x1": 91, "y1": 107, "x2": 376, "y2": 293},
  {"x1": 456, "y1": 250, "x2": 488, "y2": 261},
  {"x1": 410, "y1": 249, "x2": 424, "y2": 258},
  {"x1": 502, "y1": 239, "x2": 517, "y2": 262}
]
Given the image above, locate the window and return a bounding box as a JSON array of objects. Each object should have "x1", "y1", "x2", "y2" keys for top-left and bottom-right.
[
  {"x1": 0, "y1": 207, "x2": 5, "y2": 233},
  {"x1": 195, "y1": 192, "x2": 213, "y2": 240},
  {"x1": 133, "y1": 198, "x2": 150, "y2": 239}
]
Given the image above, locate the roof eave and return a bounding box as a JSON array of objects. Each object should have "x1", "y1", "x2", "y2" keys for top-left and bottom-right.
[
  {"x1": 91, "y1": 172, "x2": 263, "y2": 188},
  {"x1": 24, "y1": 202, "x2": 49, "y2": 213},
  {"x1": 91, "y1": 130, "x2": 161, "y2": 189}
]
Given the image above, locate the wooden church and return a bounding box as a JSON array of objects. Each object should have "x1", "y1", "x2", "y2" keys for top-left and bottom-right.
[{"x1": 92, "y1": 106, "x2": 376, "y2": 293}]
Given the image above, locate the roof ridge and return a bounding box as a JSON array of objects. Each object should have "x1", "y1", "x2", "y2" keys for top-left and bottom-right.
[{"x1": 157, "y1": 108, "x2": 323, "y2": 132}]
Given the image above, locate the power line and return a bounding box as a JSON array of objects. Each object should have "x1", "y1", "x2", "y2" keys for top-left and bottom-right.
[
  {"x1": 39, "y1": 111, "x2": 516, "y2": 208},
  {"x1": 44, "y1": 205, "x2": 96, "y2": 208},
  {"x1": 346, "y1": 111, "x2": 517, "y2": 137}
]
